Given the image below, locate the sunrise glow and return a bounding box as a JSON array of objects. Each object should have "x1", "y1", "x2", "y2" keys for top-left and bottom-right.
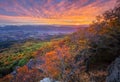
[{"x1": 0, "y1": 0, "x2": 117, "y2": 25}]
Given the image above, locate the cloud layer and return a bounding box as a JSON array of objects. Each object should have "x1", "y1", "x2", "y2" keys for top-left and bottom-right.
[{"x1": 0, "y1": 0, "x2": 117, "y2": 25}]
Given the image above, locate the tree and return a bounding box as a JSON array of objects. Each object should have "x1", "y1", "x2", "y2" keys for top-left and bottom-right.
[
  {"x1": 11, "y1": 65, "x2": 43, "y2": 82},
  {"x1": 87, "y1": 0, "x2": 120, "y2": 64},
  {"x1": 42, "y1": 45, "x2": 72, "y2": 80}
]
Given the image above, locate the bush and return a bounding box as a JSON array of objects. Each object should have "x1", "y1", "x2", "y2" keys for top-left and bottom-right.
[{"x1": 18, "y1": 58, "x2": 28, "y2": 66}]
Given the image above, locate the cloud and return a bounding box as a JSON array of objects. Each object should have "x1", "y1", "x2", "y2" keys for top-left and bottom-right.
[{"x1": 0, "y1": 0, "x2": 117, "y2": 25}]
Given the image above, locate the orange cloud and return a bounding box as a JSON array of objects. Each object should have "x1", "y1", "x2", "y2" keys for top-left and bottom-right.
[{"x1": 0, "y1": 0, "x2": 117, "y2": 25}]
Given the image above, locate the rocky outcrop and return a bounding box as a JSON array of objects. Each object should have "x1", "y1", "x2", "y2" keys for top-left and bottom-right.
[
  {"x1": 26, "y1": 59, "x2": 36, "y2": 69},
  {"x1": 40, "y1": 78, "x2": 59, "y2": 82},
  {"x1": 106, "y1": 57, "x2": 120, "y2": 82}
]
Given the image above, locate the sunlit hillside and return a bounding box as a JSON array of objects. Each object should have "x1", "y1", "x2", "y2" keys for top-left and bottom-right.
[{"x1": 0, "y1": 0, "x2": 120, "y2": 82}]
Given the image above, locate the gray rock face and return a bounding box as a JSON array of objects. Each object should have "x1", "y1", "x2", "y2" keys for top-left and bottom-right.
[
  {"x1": 26, "y1": 59, "x2": 36, "y2": 69},
  {"x1": 40, "y1": 78, "x2": 53, "y2": 82},
  {"x1": 106, "y1": 57, "x2": 120, "y2": 82},
  {"x1": 26, "y1": 58, "x2": 44, "y2": 70},
  {"x1": 40, "y1": 78, "x2": 59, "y2": 82}
]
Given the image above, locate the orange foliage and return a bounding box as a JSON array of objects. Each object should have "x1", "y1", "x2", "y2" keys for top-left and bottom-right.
[
  {"x1": 17, "y1": 65, "x2": 29, "y2": 73},
  {"x1": 11, "y1": 65, "x2": 43, "y2": 82},
  {"x1": 0, "y1": 74, "x2": 13, "y2": 82},
  {"x1": 42, "y1": 45, "x2": 72, "y2": 79},
  {"x1": 44, "y1": 51, "x2": 60, "y2": 77}
]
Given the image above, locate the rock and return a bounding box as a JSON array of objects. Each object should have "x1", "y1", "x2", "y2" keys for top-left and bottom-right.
[
  {"x1": 106, "y1": 57, "x2": 120, "y2": 82},
  {"x1": 40, "y1": 78, "x2": 53, "y2": 82},
  {"x1": 26, "y1": 59, "x2": 36, "y2": 69},
  {"x1": 26, "y1": 59, "x2": 44, "y2": 70},
  {"x1": 39, "y1": 69, "x2": 44, "y2": 73},
  {"x1": 40, "y1": 77, "x2": 59, "y2": 82},
  {"x1": 11, "y1": 70, "x2": 17, "y2": 76},
  {"x1": 11, "y1": 66, "x2": 20, "y2": 76}
]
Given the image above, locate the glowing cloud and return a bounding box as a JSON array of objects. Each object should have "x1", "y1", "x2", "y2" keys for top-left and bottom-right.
[{"x1": 0, "y1": 0, "x2": 117, "y2": 25}]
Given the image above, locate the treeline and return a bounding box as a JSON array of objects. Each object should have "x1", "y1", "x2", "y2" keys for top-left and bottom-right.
[{"x1": 88, "y1": 0, "x2": 120, "y2": 63}]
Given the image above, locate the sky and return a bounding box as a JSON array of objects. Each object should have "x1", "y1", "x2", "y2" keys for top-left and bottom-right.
[{"x1": 0, "y1": 0, "x2": 117, "y2": 26}]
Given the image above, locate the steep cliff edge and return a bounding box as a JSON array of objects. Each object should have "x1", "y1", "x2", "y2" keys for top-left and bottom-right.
[{"x1": 106, "y1": 57, "x2": 120, "y2": 82}]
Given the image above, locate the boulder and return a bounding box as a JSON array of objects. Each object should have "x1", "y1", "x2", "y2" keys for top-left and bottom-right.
[
  {"x1": 40, "y1": 77, "x2": 59, "y2": 82},
  {"x1": 106, "y1": 57, "x2": 120, "y2": 82}
]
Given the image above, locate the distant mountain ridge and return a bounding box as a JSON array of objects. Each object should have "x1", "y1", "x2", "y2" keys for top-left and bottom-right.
[{"x1": 0, "y1": 25, "x2": 88, "y2": 42}]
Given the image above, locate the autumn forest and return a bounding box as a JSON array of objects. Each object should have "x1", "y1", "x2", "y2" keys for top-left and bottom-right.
[{"x1": 0, "y1": 0, "x2": 120, "y2": 82}]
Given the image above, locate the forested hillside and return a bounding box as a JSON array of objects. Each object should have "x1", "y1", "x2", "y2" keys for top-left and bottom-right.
[{"x1": 0, "y1": 0, "x2": 120, "y2": 82}]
